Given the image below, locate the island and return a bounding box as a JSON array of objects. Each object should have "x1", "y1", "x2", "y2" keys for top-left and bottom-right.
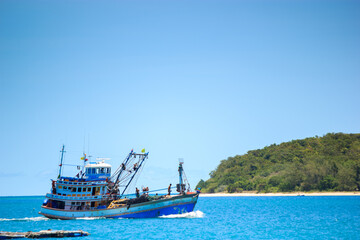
[{"x1": 196, "y1": 133, "x2": 360, "y2": 194}]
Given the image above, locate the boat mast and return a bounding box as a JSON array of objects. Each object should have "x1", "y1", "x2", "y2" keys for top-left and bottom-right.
[
  {"x1": 58, "y1": 145, "x2": 66, "y2": 179},
  {"x1": 178, "y1": 159, "x2": 184, "y2": 193},
  {"x1": 177, "y1": 158, "x2": 190, "y2": 194},
  {"x1": 120, "y1": 152, "x2": 148, "y2": 197},
  {"x1": 114, "y1": 149, "x2": 134, "y2": 186},
  {"x1": 179, "y1": 163, "x2": 183, "y2": 186}
]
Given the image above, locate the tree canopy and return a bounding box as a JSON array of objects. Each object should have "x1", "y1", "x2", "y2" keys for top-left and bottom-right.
[{"x1": 196, "y1": 133, "x2": 360, "y2": 193}]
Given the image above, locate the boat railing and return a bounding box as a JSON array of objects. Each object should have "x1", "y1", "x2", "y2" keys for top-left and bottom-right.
[
  {"x1": 46, "y1": 186, "x2": 179, "y2": 201},
  {"x1": 46, "y1": 193, "x2": 107, "y2": 201},
  {"x1": 117, "y1": 186, "x2": 178, "y2": 198},
  {"x1": 57, "y1": 180, "x2": 107, "y2": 186}
]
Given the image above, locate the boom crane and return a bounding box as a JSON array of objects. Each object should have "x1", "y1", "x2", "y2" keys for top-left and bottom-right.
[{"x1": 109, "y1": 150, "x2": 149, "y2": 198}]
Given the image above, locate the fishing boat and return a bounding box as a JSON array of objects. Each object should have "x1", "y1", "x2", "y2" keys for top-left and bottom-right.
[{"x1": 39, "y1": 146, "x2": 199, "y2": 219}]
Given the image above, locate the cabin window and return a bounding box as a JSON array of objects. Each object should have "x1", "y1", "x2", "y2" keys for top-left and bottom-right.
[
  {"x1": 83, "y1": 187, "x2": 86, "y2": 192},
  {"x1": 78, "y1": 187, "x2": 82, "y2": 192},
  {"x1": 107, "y1": 168, "x2": 110, "y2": 174},
  {"x1": 71, "y1": 188, "x2": 76, "y2": 192},
  {"x1": 53, "y1": 200, "x2": 65, "y2": 209},
  {"x1": 87, "y1": 187, "x2": 91, "y2": 192},
  {"x1": 64, "y1": 186, "x2": 67, "y2": 190},
  {"x1": 100, "y1": 168, "x2": 105, "y2": 174},
  {"x1": 92, "y1": 168, "x2": 96, "y2": 174}
]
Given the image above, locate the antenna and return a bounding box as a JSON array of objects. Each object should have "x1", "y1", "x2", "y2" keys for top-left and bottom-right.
[
  {"x1": 88, "y1": 133, "x2": 90, "y2": 157},
  {"x1": 58, "y1": 145, "x2": 66, "y2": 179},
  {"x1": 83, "y1": 133, "x2": 85, "y2": 154},
  {"x1": 96, "y1": 158, "x2": 111, "y2": 163}
]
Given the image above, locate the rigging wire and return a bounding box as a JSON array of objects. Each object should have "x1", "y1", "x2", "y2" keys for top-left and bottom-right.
[
  {"x1": 108, "y1": 151, "x2": 149, "y2": 197},
  {"x1": 182, "y1": 167, "x2": 192, "y2": 192},
  {"x1": 124, "y1": 157, "x2": 147, "y2": 195}
]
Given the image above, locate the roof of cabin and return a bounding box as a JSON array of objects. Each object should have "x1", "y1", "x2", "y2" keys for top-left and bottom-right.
[{"x1": 85, "y1": 162, "x2": 111, "y2": 168}]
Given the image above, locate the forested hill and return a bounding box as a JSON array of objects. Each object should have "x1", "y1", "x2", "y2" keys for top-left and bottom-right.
[{"x1": 196, "y1": 133, "x2": 360, "y2": 193}]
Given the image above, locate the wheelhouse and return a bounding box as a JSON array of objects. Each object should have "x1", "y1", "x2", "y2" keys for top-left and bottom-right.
[{"x1": 85, "y1": 161, "x2": 111, "y2": 180}]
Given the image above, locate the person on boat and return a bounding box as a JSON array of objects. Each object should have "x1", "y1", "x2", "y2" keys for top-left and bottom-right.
[
  {"x1": 52, "y1": 180, "x2": 56, "y2": 194},
  {"x1": 133, "y1": 163, "x2": 138, "y2": 171},
  {"x1": 136, "y1": 187, "x2": 140, "y2": 198},
  {"x1": 168, "y1": 184, "x2": 172, "y2": 195}
]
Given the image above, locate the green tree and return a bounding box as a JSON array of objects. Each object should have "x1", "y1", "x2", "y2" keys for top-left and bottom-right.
[{"x1": 196, "y1": 133, "x2": 360, "y2": 193}]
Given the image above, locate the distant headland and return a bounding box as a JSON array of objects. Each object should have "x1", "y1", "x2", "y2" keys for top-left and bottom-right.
[
  {"x1": 197, "y1": 133, "x2": 360, "y2": 193},
  {"x1": 199, "y1": 192, "x2": 360, "y2": 197}
]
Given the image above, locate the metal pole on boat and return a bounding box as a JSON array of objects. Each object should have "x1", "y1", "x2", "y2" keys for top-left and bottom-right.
[
  {"x1": 58, "y1": 145, "x2": 65, "y2": 179},
  {"x1": 114, "y1": 149, "x2": 134, "y2": 186},
  {"x1": 178, "y1": 159, "x2": 184, "y2": 186},
  {"x1": 178, "y1": 158, "x2": 185, "y2": 194},
  {"x1": 120, "y1": 152, "x2": 148, "y2": 197}
]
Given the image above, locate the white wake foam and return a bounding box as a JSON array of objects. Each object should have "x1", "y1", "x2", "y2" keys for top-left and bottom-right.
[
  {"x1": 159, "y1": 210, "x2": 204, "y2": 219},
  {"x1": 75, "y1": 217, "x2": 106, "y2": 220},
  {"x1": 0, "y1": 216, "x2": 49, "y2": 222}
]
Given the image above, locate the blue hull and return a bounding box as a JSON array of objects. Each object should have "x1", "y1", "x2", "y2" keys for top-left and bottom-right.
[
  {"x1": 109, "y1": 202, "x2": 196, "y2": 218},
  {"x1": 40, "y1": 193, "x2": 199, "y2": 219}
]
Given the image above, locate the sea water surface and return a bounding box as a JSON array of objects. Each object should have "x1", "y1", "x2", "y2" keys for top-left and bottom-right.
[{"x1": 0, "y1": 196, "x2": 359, "y2": 239}]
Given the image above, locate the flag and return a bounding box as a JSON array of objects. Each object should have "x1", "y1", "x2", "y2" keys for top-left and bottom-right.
[
  {"x1": 81, "y1": 156, "x2": 85, "y2": 160},
  {"x1": 141, "y1": 148, "x2": 145, "y2": 153}
]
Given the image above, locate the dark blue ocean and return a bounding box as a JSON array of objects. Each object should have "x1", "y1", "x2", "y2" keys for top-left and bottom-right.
[{"x1": 1, "y1": 196, "x2": 359, "y2": 239}]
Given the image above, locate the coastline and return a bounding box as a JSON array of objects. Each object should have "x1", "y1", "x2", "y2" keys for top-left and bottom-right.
[{"x1": 199, "y1": 192, "x2": 360, "y2": 197}]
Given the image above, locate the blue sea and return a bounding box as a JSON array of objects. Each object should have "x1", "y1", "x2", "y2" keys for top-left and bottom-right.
[{"x1": 0, "y1": 196, "x2": 359, "y2": 239}]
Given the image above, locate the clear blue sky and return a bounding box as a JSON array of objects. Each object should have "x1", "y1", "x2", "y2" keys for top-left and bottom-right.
[{"x1": 0, "y1": 0, "x2": 359, "y2": 196}]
